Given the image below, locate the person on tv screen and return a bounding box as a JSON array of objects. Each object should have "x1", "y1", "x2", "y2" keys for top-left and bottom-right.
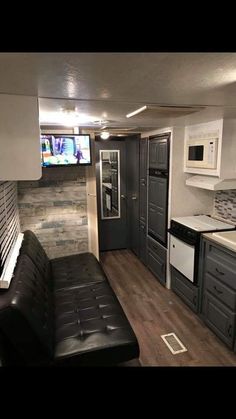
[{"x1": 75, "y1": 144, "x2": 85, "y2": 164}]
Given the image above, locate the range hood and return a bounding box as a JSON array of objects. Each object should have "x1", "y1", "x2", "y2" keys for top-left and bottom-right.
[{"x1": 186, "y1": 175, "x2": 236, "y2": 191}]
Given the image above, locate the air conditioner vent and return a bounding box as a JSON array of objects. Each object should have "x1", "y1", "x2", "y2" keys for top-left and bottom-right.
[{"x1": 126, "y1": 105, "x2": 204, "y2": 119}]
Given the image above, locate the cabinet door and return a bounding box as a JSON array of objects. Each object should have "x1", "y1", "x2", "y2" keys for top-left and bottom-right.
[
  {"x1": 148, "y1": 176, "x2": 167, "y2": 244},
  {"x1": 147, "y1": 237, "x2": 166, "y2": 285},
  {"x1": 171, "y1": 267, "x2": 198, "y2": 313},
  {"x1": 203, "y1": 291, "x2": 235, "y2": 348},
  {"x1": 140, "y1": 138, "x2": 148, "y2": 179},
  {"x1": 139, "y1": 221, "x2": 147, "y2": 265},
  {"x1": 149, "y1": 138, "x2": 168, "y2": 170},
  {"x1": 139, "y1": 139, "x2": 147, "y2": 224},
  {"x1": 140, "y1": 179, "x2": 147, "y2": 224}
]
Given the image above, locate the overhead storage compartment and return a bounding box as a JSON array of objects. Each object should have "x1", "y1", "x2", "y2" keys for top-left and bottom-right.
[{"x1": 0, "y1": 94, "x2": 41, "y2": 181}]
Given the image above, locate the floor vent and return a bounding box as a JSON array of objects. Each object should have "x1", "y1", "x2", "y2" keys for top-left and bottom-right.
[{"x1": 161, "y1": 333, "x2": 187, "y2": 355}]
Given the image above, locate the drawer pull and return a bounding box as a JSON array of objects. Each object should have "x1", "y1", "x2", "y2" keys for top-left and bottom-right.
[
  {"x1": 228, "y1": 324, "x2": 232, "y2": 337},
  {"x1": 213, "y1": 285, "x2": 223, "y2": 295},
  {"x1": 215, "y1": 267, "x2": 225, "y2": 276}
]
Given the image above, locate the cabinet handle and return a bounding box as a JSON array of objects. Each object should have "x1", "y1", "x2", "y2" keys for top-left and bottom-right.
[
  {"x1": 215, "y1": 267, "x2": 225, "y2": 276},
  {"x1": 213, "y1": 285, "x2": 223, "y2": 294},
  {"x1": 172, "y1": 244, "x2": 175, "y2": 248},
  {"x1": 228, "y1": 324, "x2": 232, "y2": 337}
]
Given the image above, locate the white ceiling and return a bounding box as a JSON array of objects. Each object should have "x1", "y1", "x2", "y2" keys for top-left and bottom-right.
[{"x1": 1, "y1": 52, "x2": 236, "y2": 132}]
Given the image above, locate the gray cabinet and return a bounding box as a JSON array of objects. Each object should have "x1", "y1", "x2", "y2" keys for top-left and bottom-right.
[
  {"x1": 148, "y1": 175, "x2": 167, "y2": 245},
  {"x1": 171, "y1": 267, "x2": 199, "y2": 313},
  {"x1": 201, "y1": 238, "x2": 236, "y2": 350},
  {"x1": 139, "y1": 139, "x2": 147, "y2": 224},
  {"x1": 139, "y1": 221, "x2": 147, "y2": 265},
  {"x1": 203, "y1": 292, "x2": 235, "y2": 348},
  {"x1": 149, "y1": 137, "x2": 168, "y2": 170},
  {"x1": 147, "y1": 236, "x2": 166, "y2": 285}
]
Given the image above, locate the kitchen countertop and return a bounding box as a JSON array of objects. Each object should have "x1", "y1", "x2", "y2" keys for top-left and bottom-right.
[{"x1": 203, "y1": 231, "x2": 236, "y2": 253}]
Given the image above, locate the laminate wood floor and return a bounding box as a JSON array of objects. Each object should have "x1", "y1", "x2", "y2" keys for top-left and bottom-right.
[{"x1": 100, "y1": 249, "x2": 236, "y2": 366}]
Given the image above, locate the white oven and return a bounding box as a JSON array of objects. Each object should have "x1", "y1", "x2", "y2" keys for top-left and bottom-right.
[
  {"x1": 185, "y1": 137, "x2": 218, "y2": 169},
  {"x1": 169, "y1": 215, "x2": 235, "y2": 285},
  {"x1": 170, "y1": 234, "x2": 195, "y2": 282}
]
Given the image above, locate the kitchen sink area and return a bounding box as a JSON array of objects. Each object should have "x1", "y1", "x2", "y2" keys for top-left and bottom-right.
[
  {"x1": 213, "y1": 230, "x2": 236, "y2": 242},
  {"x1": 211, "y1": 230, "x2": 236, "y2": 251}
]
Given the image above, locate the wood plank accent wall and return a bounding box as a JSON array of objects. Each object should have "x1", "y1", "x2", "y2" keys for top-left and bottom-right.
[{"x1": 18, "y1": 166, "x2": 88, "y2": 259}]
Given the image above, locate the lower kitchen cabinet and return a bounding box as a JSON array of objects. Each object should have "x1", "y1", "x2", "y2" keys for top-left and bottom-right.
[
  {"x1": 147, "y1": 236, "x2": 166, "y2": 285},
  {"x1": 171, "y1": 266, "x2": 199, "y2": 313},
  {"x1": 203, "y1": 291, "x2": 235, "y2": 348},
  {"x1": 139, "y1": 220, "x2": 147, "y2": 265},
  {"x1": 201, "y1": 237, "x2": 236, "y2": 350}
]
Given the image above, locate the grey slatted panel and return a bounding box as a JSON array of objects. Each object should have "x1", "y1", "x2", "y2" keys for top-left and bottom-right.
[{"x1": 0, "y1": 182, "x2": 20, "y2": 275}]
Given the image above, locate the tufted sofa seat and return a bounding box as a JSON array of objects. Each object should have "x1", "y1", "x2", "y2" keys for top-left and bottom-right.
[{"x1": 0, "y1": 231, "x2": 139, "y2": 366}]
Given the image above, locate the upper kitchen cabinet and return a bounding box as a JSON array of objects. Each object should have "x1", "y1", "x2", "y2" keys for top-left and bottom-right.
[
  {"x1": 0, "y1": 94, "x2": 41, "y2": 181},
  {"x1": 184, "y1": 119, "x2": 236, "y2": 190},
  {"x1": 149, "y1": 135, "x2": 169, "y2": 171}
]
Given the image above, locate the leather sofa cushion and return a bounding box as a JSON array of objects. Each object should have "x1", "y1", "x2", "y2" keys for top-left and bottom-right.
[
  {"x1": 0, "y1": 254, "x2": 54, "y2": 365},
  {"x1": 0, "y1": 230, "x2": 140, "y2": 365},
  {"x1": 54, "y1": 282, "x2": 139, "y2": 365},
  {"x1": 51, "y1": 253, "x2": 106, "y2": 292}
]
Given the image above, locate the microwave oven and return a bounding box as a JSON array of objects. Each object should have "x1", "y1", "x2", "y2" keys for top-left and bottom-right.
[{"x1": 185, "y1": 137, "x2": 218, "y2": 169}]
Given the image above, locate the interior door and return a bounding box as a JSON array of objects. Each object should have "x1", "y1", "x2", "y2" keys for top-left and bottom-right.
[{"x1": 96, "y1": 139, "x2": 127, "y2": 251}]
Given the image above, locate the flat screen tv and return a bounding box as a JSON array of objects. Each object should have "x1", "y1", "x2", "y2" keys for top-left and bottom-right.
[{"x1": 40, "y1": 134, "x2": 92, "y2": 167}]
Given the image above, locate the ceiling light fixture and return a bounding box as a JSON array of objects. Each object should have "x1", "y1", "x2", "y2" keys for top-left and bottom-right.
[
  {"x1": 126, "y1": 105, "x2": 147, "y2": 118},
  {"x1": 39, "y1": 110, "x2": 96, "y2": 127},
  {"x1": 100, "y1": 131, "x2": 110, "y2": 140}
]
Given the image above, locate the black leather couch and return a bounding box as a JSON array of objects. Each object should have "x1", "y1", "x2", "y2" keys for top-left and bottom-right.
[{"x1": 0, "y1": 231, "x2": 139, "y2": 366}]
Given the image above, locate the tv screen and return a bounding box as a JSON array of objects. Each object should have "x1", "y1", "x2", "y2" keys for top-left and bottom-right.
[{"x1": 40, "y1": 134, "x2": 92, "y2": 167}]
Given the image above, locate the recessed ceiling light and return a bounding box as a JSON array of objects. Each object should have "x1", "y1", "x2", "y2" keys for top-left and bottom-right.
[
  {"x1": 39, "y1": 111, "x2": 96, "y2": 127},
  {"x1": 100, "y1": 131, "x2": 110, "y2": 140}
]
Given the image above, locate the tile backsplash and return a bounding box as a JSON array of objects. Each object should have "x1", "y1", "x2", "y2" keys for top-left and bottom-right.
[{"x1": 214, "y1": 190, "x2": 236, "y2": 223}]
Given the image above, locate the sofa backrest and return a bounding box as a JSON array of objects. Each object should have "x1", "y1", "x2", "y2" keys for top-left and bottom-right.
[
  {"x1": 0, "y1": 254, "x2": 54, "y2": 365},
  {"x1": 19, "y1": 230, "x2": 52, "y2": 287}
]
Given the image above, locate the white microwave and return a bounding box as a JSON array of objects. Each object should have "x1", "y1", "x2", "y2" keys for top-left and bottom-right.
[{"x1": 185, "y1": 137, "x2": 218, "y2": 169}]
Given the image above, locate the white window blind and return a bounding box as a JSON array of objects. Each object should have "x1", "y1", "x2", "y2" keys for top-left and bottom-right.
[{"x1": 0, "y1": 182, "x2": 20, "y2": 278}]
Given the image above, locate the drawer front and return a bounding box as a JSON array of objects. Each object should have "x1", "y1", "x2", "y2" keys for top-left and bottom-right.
[
  {"x1": 147, "y1": 250, "x2": 166, "y2": 285},
  {"x1": 147, "y1": 236, "x2": 166, "y2": 261},
  {"x1": 204, "y1": 273, "x2": 236, "y2": 311},
  {"x1": 203, "y1": 291, "x2": 235, "y2": 348},
  {"x1": 205, "y1": 242, "x2": 236, "y2": 290},
  {"x1": 171, "y1": 267, "x2": 198, "y2": 313}
]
